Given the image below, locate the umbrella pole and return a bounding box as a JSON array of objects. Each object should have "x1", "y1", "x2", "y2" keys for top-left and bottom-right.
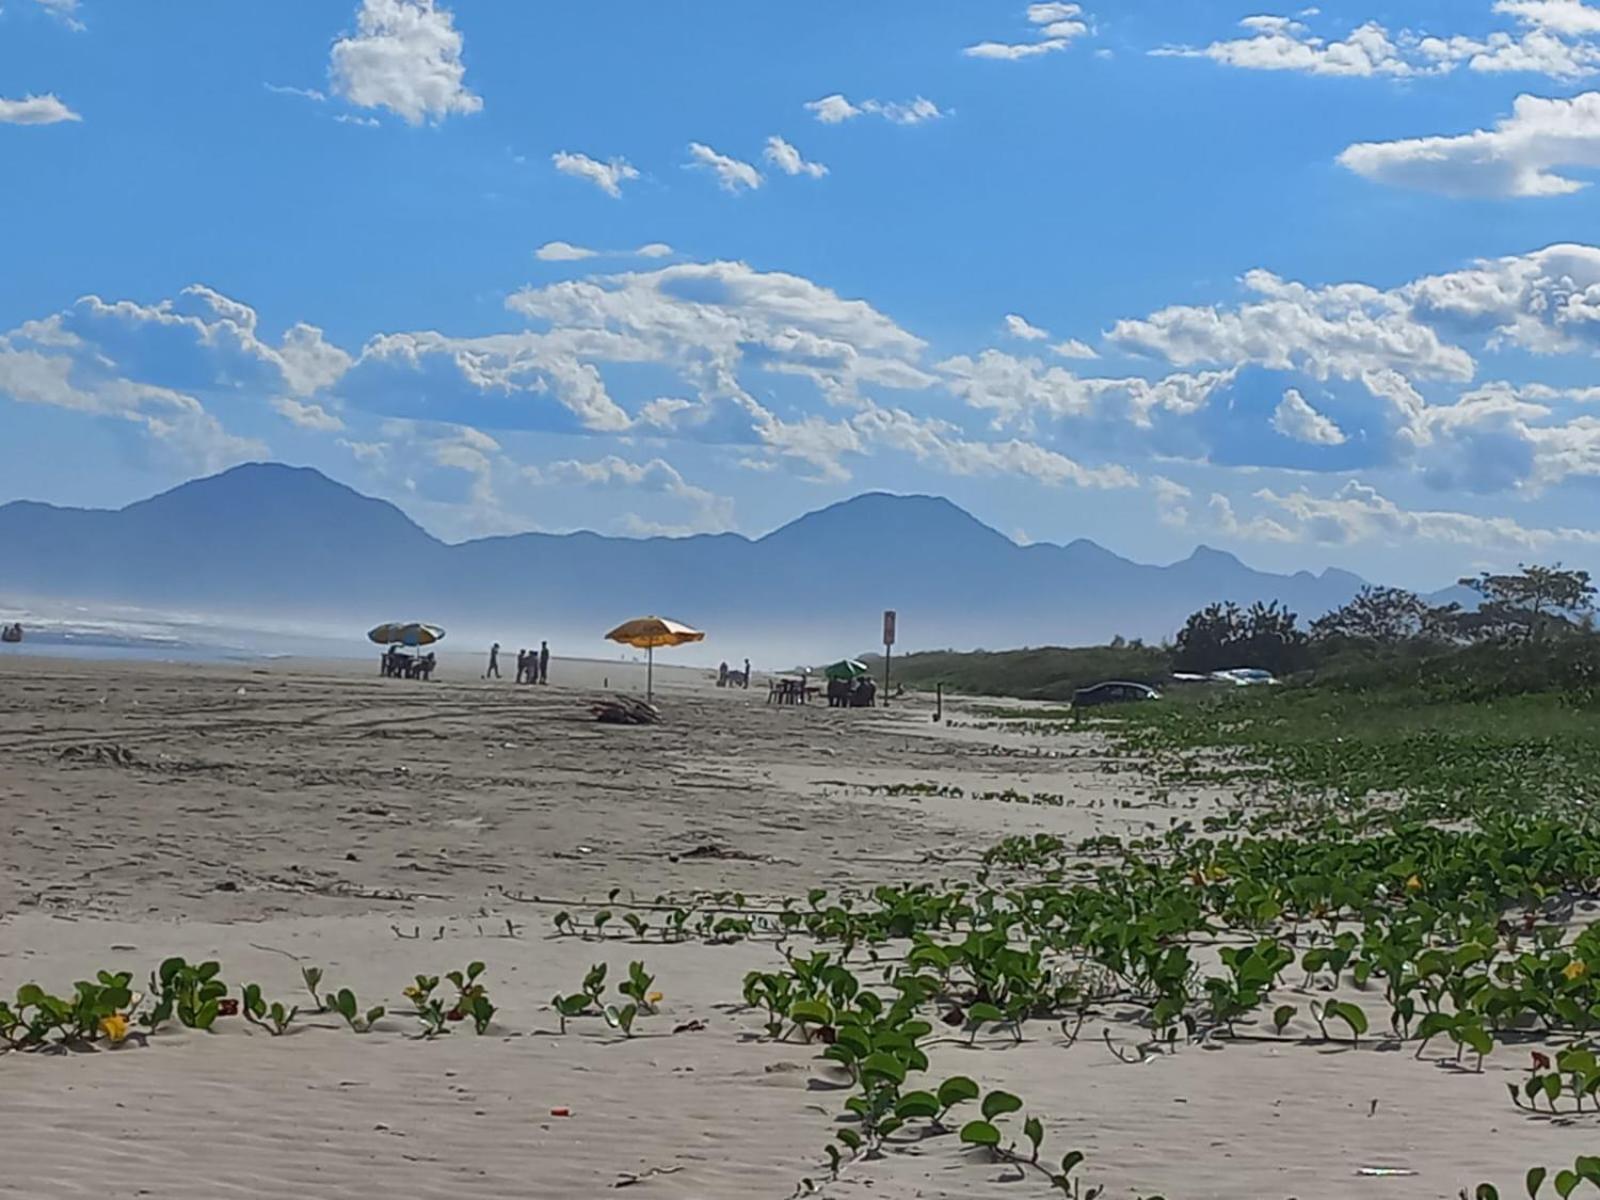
[{"x1": 647, "y1": 645, "x2": 654, "y2": 704}]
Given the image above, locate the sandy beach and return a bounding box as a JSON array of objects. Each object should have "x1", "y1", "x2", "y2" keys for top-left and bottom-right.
[{"x1": 0, "y1": 655, "x2": 1584, "y2": 1199}]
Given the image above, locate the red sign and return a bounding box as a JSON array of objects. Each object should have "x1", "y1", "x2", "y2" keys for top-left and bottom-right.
[{"x1": 883, "y1": 610, "x2": 897, "y2": 647}]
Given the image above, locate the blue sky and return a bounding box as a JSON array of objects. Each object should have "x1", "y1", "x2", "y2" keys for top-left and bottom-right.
[{"x1": 8, "y1": 0, "x2": 1600, "y2": 591}]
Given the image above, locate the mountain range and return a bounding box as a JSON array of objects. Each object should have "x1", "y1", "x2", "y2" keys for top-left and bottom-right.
[{"x1": 0, "y1": 463, "x2": 1426, "y2": 655}]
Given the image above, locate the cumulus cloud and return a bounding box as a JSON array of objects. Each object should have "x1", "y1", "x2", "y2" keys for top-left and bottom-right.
[
  {"x1": 1243, "y1": 480, "x2": 1600, "y2": 549},
  {"x1": 551, "y1": 151, "x2": 640, "y2": 198},
  {"x1": 966, "y1": 2, "x2": 1090, "y2": 59},
  {"x1": 1496, "y1": 0, "x2": 1600, "y2": 36},
  {"x1": 804, "y1": 93, "x2": 946, "y2": 124},
  {"x1": 1004, "y1": 314, "x2": 1050, "y2": 341},
  {"x1": 1154, "y1": 16, "x2": 1425, "y2": 77},
  {"x1": 1340, "y1": 91, "x2": 1600, "y2": 198},
  {"x1": 273, "y1": 396, "x2": 345, "y2": 432},
  {"x1": 1052, "y1": 338, "x2": 1099, "y2": 360},
  {"x1": 687, "y1": 142, "x2": 764, "y2": 192},
  {"x1": 763, "y1": 136, "x2": 828, "y2": 178},
  {"x1": 1272, "y1": 388, "x2": 1347, "y2": 444},
  {"x1": 535, "y1": 241, "x2": 597, "y2": 262},
  {"x1": 0, "y1": 94, "x2": 81, "y2": 124},
  {"x1": 534, "y1": 454, "x2": 734, "y2": 531},
  {"x1": 329, "y1": 0, "x2": 481, "y2": 125},
  {"x1": 535, "y1": 241, "x2": 674, "y2": 262}
]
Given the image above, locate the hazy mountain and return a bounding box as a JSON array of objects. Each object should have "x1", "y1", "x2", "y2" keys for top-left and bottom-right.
[{"x1": 0, "y1": 462, "x2": 1392, "y2": 652}]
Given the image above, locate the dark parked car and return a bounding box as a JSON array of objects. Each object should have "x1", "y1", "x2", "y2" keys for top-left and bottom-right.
[{"x1": 1072, "y1": 681, "x2": 1161, "y2": 708}]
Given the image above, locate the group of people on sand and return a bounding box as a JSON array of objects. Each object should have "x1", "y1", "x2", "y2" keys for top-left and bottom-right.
[
  {"x1": 716, "y1": 659, "x2": 751, "y2": 689},
  {"x1": 381, "y1": 647, "x2": 435, "y2": 680},
  {"x1": 485, "y1": 641, "x2": 550, "y2": 685},
  {"x1": 0, "y1": 622, "x2": 21, "y2": 644}
]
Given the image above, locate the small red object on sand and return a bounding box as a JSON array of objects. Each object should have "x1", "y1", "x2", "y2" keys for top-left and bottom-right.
[{"x1": 550, "y1": 1107, "x2": 571, "y2": 1117}]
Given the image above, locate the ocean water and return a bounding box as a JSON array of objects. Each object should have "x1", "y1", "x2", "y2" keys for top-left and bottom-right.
[{"x1": 0, "y1": 600, "x2": 360, "y2": 664}]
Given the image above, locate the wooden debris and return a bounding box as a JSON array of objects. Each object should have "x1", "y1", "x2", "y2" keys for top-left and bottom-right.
[{"x1": 589, "y1": 696, "x2": 662, "y2": 725}]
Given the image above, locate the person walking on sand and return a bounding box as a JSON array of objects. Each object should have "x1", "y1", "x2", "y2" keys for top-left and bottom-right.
[
  {"x1": 539, "y1": 640, "x2": 550, "y2": 685},
  {"x1": 486, "y1": 642, "x2": 501, "y2": 680},
  {"x1": 515, "y1": 649, "x2": 528, "y2": 685}
]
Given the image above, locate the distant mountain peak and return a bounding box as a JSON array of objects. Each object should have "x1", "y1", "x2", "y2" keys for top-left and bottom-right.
[{"x1": 1180, "y1": 544, "x2": 1245, "y2": 568}]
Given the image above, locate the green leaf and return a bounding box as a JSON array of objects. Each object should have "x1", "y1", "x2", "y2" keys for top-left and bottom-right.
[
  {"x1": 1061, "y1": 1150, "x2": 1085, "y2": 1176},
  {"x1": 958, "y1": 1120, "x2": 1000, "y2": 1148},
  {"x1": 937, "y1": 1076, "x2": 980, "y2": 1109},
  {"x1": 1528, "y1": 1167, "x2": 1548, "y2": 1198},
  {"x1": 861, "y1": 1052, "x2": 907, "y2": 1086},
  {"x1": 981, "y1": 1090, "x2": 1023, "y2": 1121},
  {"x1": 894, "y1": 1091, "x2": 940, "y2": 1120},
  {"x1": 1475, "y1": 1185, "x2": 1500, "y2": 1200},
  {"x1": 194, "y1": 999, "x2": 220, "y2": 1031},
  {"x1": 836, "y1": 1128, "x2": 862, "y2": 1152},
  {"x1": 789, "y1": 999, "x2": 834, "y2": 1026},
  {"x1": 1272, "y1": 1004, "x2": 1296, "y2": 1034},
  {"x1": 1024, "y1": 1116, "x2": 1044, "y2": 1160},
  {"x1": 968, "y1": 1002, "x2": 1005, "y2": 1024},
  {"x1": 1554, "y1": 1170, "x2": 1579, "y2": 1200}
]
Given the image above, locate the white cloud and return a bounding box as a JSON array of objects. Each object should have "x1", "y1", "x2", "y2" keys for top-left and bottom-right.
[
  {"x1": 534, "y1": 454, "x2": 734, "y2": 531},
  {"x1": 1244, "y1": 479, "x2": 1600, "y2": 549},
  {"x1": 937, "y1": 348, "x2": 1231, "y2": 430},
  {"x1": 272, "y1": 396, "x2": 345, "y2": 432},
  {"x1": 535, "y1": 241, "x2": 598, "y2": 262},
  {"x1": 1109, "y1": 269, "x2": 1475, "y2": 386},
  {"x1": 264, "y1": 82, "x2": 327, "y2": 102},
  {"x1": 1340, "y1": 91, "x2": 1600, "y2": 198},
  {"x1": 1494, "y1": 0, "x2": 1600, "y2": 37},
  {"x1": 1052, "y1": 338, "x2": 1099, "y2": 360},
  {"x1": 32, "y1": 0, "x2": 83, "y2": 30},
  {"x1": 551, "y1": 151, "x2": 640, "y2": 198},
  {"x1": 763, "y1": 135, "x2": 828, "y2": 178},
  {"x1": 966, "y1": 2, "x2": 1089, "y2": 59},
  {"x1": 804, "y1": 94, "x2": 946, "y2": 125},
  {"x1": 965, "y1": 38, "x2": 1072, "y2": 60},
  {"x1": 687, "y1": 142, "x2": 764, "y2": 192},
  {"x1": 1272, "y1": 387, "x2": 1347, "y2": 444},
  {"x1": 0, "y1": 335, "x2": 264, "y2": 473},
  {"x1": 1152, "y1": 475, "x2": 1193, "y2": 527},
  {"x1": 1155, "y1": 16, "x2": 1422, "y2": 77},
  {"x1": 1158, "y1": 8, "x2": 1600, "y2": 82},
  {"x1": 805, "y1": 94, "x2": 861, "y2": 123},
  {"x1": 330, "y1": 0, "x2": 481, "y2": 125},
  {"x1": 1004, "y1": 314, "x2": 1050, "y2": 341},
  {"x1": 0, "y1": 94, "x2": 81, "y2": 124},
  {"x1": 536, "y1": 241, "x2": 674, "y2": 262}
]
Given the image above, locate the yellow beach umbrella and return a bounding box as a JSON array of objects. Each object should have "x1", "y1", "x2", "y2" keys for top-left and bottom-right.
[
  {"x1": 605, "y1": 616, "x2": 705, "y2": 702},
  {"x1": 368, "y1": 622, "x2": 445, "y2": 648}
]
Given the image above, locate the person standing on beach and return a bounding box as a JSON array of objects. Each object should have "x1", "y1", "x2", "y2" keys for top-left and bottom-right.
[
  {"x1": 515, "y1": 649, "x2": 528, "y2": 684},
  {"x1": 743, "y1": 658, "x2": 751, "y2": 689},
  {"x1": 486, "y1": 642, "x2": 501, "y2": 679},
  {"x1": 539, "y1": 641, "x2": 550, "y2": 684}
]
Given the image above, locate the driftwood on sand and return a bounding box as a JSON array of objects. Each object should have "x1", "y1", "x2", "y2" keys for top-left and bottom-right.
[{"x1": 589, "y1": 695, "x2": 662, "y2": 725}]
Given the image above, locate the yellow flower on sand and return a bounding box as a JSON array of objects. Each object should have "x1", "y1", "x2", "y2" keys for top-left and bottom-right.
[
  {"x1": 99, "y1": 1014, "x2": 130, "y2": 1044},
  {"x1": 1564, "y1": 961, "x2": 1589, "y2": 982},
  {"x1": 403, "y1": 985, "x2": 422, "y2": 1001},
  {"x1": 647, "y1": 991, "x2": 664, "y2": 1005},
  {"x1": 1405, "y1": 874, "x2": 1423, "y2": 892}
]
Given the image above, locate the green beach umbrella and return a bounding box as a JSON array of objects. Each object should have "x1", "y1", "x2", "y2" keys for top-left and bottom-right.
[{"x1": 824, "y1": 659, "x2": 870, "y2": 681}]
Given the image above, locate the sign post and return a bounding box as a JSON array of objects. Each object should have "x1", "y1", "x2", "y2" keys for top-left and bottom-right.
[{"x1": 882, "y1": 610, "x2": 896, "y2": 708}]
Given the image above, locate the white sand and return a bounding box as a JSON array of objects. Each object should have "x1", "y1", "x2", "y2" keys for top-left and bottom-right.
[{"x1": 0, "y1": 657, "x2": 1574, "y2": 1197}]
